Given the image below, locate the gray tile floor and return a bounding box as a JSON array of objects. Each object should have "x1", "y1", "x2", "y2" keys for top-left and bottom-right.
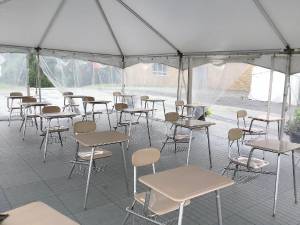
[{"x1": 0, "y1": 114, "x2": 300, "y2": 225}]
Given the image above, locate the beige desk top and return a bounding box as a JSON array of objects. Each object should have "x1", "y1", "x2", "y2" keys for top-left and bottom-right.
[
  {"x1": 139, "y1": 166, "x2": 234, "y2": 202},
  {"x1": 7, "y1": 96, "x2": 32, "y2": 99},
  {"x1": 75, "y1": 131, "x2": 129, "y2": 147},
  {"x1": 84, "y1": 100, "x2": 111, "y2": 104},
  {"x1": 145, "y1": 99, "x2": 165, "y2": 102},
  {"x1": 123, "y1": 108, "x2": 154, "y2": 113},
  {"x1": 174, "y1": 119, "x2": 215, "y2": 129},
  {"x1": 20, "y1": 102, "x2": 49, "y2": 107},
  {"x1": 40, "y1": 112, "x2": 78, "y2": 119},
  {"x1": 64, "y1": 95, "x2": 86, "y2": 99},
  {"x1": 120, "y1": 94, "x2": 135, "y2": 97},
  {"x1": 245, "y1": 138, "x2": 300, "y2": 153},
  {"x1": 249, "y1": 115, "x2": 283, "y2": 122},
  {"x1": 183, "y1": 104, "x2": 207, "y2": 108},
  {"x1": 3, "y1": 202, "x2": 79, "y2": 225}
]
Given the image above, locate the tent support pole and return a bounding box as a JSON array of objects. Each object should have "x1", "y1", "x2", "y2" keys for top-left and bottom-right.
[
  {"x1": 279, "y1": 54, "x2": 291, "y2": 140},
  {"x1": 187, "y1": 57, "x2": 192, "y2": 104},
  {"x1": 38, "y1": 0, "x2": 66, "y2": 47},
  {"x1": 252, "y1": 0, "x2": 289, "y2": 48},
  {"x1": 177, "y1": 54, "x2": 183, "y2": 100},
  {"x1": 36, "y1": 49, "x2": 42, "y2": 102},
  {"x1": 95, "y1": 0, "x2": 124, "y2": 56},
  {"x1": 26, "y1": 53, "x2": 30, "y2": 96},
  {"x1": 267, "y1": 55, "x2": 275, "y2": 120},
  {"x1": 121, "y1": 57, "x2": 125, "y2": 93},
  {"x1": 115, "y1": 0, "x2": 181, "y2": 54}
]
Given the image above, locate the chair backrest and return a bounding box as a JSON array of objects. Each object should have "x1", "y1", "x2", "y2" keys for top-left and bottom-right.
[
  {"x1": 10, "y1": 92, "x2": 23, "y2": 96},
  {"x1": 175, "y1": 100, "x2": 184, "y2": 107},
  {"x1": 228, "y1": 128, "x2": 243, "y2": 142},
  {"x1": 237, "y1": 110, "x2": 247, "y2": 128},
  {"x1": 132, "y1": 148, "x2": 160, "y2": 194},
  {"x1": 22, "y1": 97, "x2": 37, "y2": 103},
  {"x1": 42, "y1": 106, "x2": 61, "y2": 114},
  {"x1": 140, "y1": 96, "x2": 149, "y2": 101},
  {"x1": 165, "y1": 112, "x2": 179, "y2": 123},
  {"x1": 113, "y1": 91, "x2": 121, "y2": 97},
  {"x1": 73, "y1": 121, "x2": 96, "y2": 134},
  {"x1": 237, "y1": 110, "x2": 247, "y2": 119},
  {"x1": 114, "y1": 103, "x2": 128, "y2": 111},
  {"x1": 83, "y1": 96, "x2": 95, "y2": 102},
  {"x1": 63, "y1": 92, "x2": 73, "y2": 96}
]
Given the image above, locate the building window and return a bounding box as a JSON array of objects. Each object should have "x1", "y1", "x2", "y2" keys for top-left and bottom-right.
[{"x1": 152, "y1": 63, "x2": 167, "y2": 75}]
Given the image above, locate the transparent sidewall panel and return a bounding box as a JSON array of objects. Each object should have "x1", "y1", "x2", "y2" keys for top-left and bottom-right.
[
  {"x1": 40, "y1": 56, "x2": 122, "y2": 113},
  {"x1": 0, "y1": 53, "x2": 27, "y2": 120},
  {"x1": 124, "y1": 63, "x2": 181, "y2": 120}
]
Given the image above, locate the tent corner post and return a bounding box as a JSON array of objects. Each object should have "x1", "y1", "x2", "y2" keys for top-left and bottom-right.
[
  {"x1": 35, "y1": 47, "x2": 42, "y2": 102},
  {"x1": 26, "y1": 53, "x2": 30, "y2": 96},
  {"x1": 187, "y1": 57, "x2": 193, "y2": 104},
  {"x1": 176, "y1": 54, "x2": 183, "y2": 101},
  {"x1": 279, "y1": 53, "x2": 292, "y2": 140},
  {"x1": 121, "y1": 56, "x2": 125, "y2": 93}
]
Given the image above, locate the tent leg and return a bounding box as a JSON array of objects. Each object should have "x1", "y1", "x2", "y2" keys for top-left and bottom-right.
[{"x1": 279, "y1": 54, "x2": 291, "y2": 140}]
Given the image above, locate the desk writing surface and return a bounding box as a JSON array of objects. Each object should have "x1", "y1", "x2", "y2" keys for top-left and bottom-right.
[
  {"x1": 75, "y1": 131, "x2": 129, "y2": 147},
  {"x1": 139, "y1": 166, "x2": 233, "y2": 202}
]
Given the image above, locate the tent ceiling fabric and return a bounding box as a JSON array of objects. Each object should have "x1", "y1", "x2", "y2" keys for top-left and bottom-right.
[{"x1": 0, "y1": 0, "x2": 300, "y2": 73}]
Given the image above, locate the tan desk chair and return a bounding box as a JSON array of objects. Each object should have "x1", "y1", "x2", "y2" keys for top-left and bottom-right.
[
  {"x1": 62, "y1": 91, "x2": 79, "y2": 112},
  {"x1": 40, "y1": 106, "x2": 69, "y2": 148},
  {"x1": 113, "y1": 91, "x2": 122, "y2": 104},
  {"x1": 8, "y1": 92, "x2": 23, "y2": 126},
  {"x1": 122, "y1": 148, "x2": 190, "y2": 225},
  {"x1": 68, "y1": 121, "x2": 112, "y2": 178},
  {"x1": 237, "y1": 110, "x2": 266, "y2": 141},
  {"x1": 160, "y1": 112, "x2": 189, "y2": 153},
  {"x1": 140, "y1": 95, "x2": 149, "y2": 108},
  {"x1": 82, "y1": 96, "x2": 102, "y2": 121},
  {"x1": 19, "y1": 97, "x2": 39, "y2": 138},
  {"x1": 114, "y1": 103, "x2": 130, "y2": 131},
  {"x1": 222, "y1": 128, "x2": 269, "y2": 180}
]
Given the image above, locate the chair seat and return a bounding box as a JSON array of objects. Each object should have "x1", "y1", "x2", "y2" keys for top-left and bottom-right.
[
  {"x1": 26, "y1": 114, "x2": 39, "y2": 118},
  {"x1": 84, "y1": 111, "x2": 102, "y2": 115},
  {"x1": 232, "y1": 156, "x2": 269, "y2": 169},
  {"x1": 78, "y1": 149, "x2": 112, "y2": 160},
  {"x1": 135, "y1": 192, "x2": 190, "y2": 216},
  {"x1": 167, "y1": 134, "x2": 190, "y2": 142},
  {"x1": 41, "y1": 126, "x2": 69, "y2": 133},
  {"x1": 241, "y1": 127, "x2": 266, "y2": 135}
]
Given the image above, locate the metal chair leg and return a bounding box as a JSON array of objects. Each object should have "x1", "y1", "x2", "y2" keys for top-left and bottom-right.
[
  {"x1": 68, "y1": 142, "x2": 80, "y2": 179},
  {"x1": 222, "y1": 162, "x2": 232, "y2": 176},
  {"x1": 160, "y1": 137, "x2": 169, "y2": 152},
  {"x1": 232, "y1": 164, "x2": 239, "y2": 180},
  {"x1": 58, "y1": 132, "x2": 63, "y2": 146},
  {"x1": 40, "y1": 135, "x2": 46, "y2": 150}
]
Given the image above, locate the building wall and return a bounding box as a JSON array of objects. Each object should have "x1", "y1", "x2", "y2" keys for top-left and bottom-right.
[
  {"x1": 229, "y1": 65, "x2": 252, "y2": 91},
  {"x1": 125, "y1": 63, "x2": 178, "y2": 87},
  {"x1": 124, "y1": 62, "x2": 252, "y2": 91}
]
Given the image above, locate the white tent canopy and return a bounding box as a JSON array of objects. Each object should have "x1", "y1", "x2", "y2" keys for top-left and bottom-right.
[{"x1": 0, "y1": 0, "x2": 300, "y2": 72}]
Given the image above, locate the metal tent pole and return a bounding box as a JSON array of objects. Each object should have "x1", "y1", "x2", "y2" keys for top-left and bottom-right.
[
  {"x1": 267, "y1": 55, "x2": 275, "y2": 120},
  {"x1": 26, "y1": 53, "x2": 30, "y2": 96},
  {"x1": 279, "y1": 54, "x2": 292, "y2": 140},
  {"x1": 121, "y1": 57, "x2": 125, "y2": 93},
  {"x1": 36, "y1": 49, "x2": 42, "y2": 101},
  {"x1": 177, "y1": 55, "x2": 183, "y2": 100},
  {"x1": 187, "y1": 57, "x2": 193, "y2": 104}
]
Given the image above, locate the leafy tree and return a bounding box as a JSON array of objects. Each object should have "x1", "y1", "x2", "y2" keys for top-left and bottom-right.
[{"x1": 28, "y1": 54, "x2": 54, "y2": 88}]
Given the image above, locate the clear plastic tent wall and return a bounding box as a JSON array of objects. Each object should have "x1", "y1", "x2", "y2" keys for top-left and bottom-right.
[
  {"x1": 40, "y1": 56, "x2": 122, "y2": 110},
  {"x1": 124, "y1": 63, "x2": 186, "y2": 119},
  {"x1": 192, "y1": 63, "x2": 251, "y2": 105},
  {"x1": 0, "y1": 53, "x2": 27, "y2": 118}
]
